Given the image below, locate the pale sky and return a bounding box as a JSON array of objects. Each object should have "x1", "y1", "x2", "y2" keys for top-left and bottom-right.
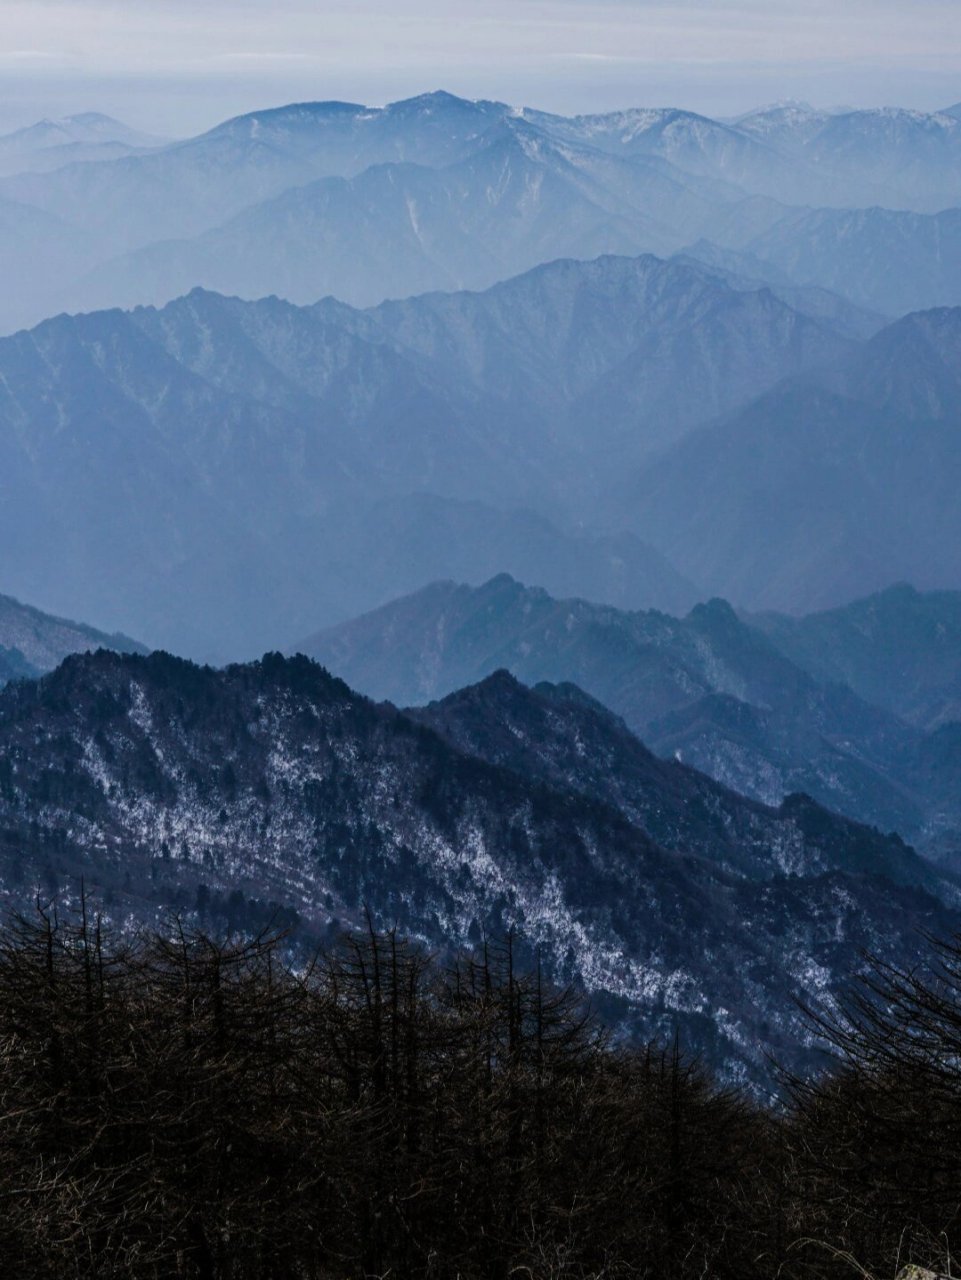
[{"x1": 2, "y1": 0, "x2": 960, "y2": 136}]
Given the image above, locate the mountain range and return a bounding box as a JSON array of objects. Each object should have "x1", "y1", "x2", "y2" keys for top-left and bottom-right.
[
  {"x1": 2, "y1": 83, "x2": 961, "y2": 1096},
  {"x1": 0, "y1": 645, "x2": 956, "y2": 1087},
  {"x1": 1, "y1": 252, "x2": 874, "y2": 656},
  {"x1": 300, "y1": 574, "x2": 961, "y2": 864},
  {"x1": 2, "y1": 92, "x2": 961, "y2": 333},
  {"x1": 3, "y1": 248, "x2": 959, "y2": 651},
  {"x1": 0, "y1": 113, "x2": 167, "y2": 178}
]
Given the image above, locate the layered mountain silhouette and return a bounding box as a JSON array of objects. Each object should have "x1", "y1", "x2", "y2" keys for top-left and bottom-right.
[
  {"x1": 0, "y1": 113, "x2": 167, "y2": 179},
  {"x1": 3, "y1": 252, "x2": 958, "y2": 651},
  {"x1": 55, "y1": 163, "x2": 961, "y2": 326},
  {"x1": 0, "y1": 253, "x2": 864, "y2": 656},
  {"x1": 753, "y1": 583, "x2": 961, "y2": 731},
  {"x1": 529, "y1": 101, "x2": 961, "y2": 211},
  {"x1": 74, "y1": 121, "x2": 729, "y2": 313},
  {"x1": 2, "y1": 91, "x2": 961, "y2": 333},
  {"x1": 3, "y1": 85, "x2": 961, "y2": 1101},
  {"x1": 733, "y1": 104, "x2": 961, "y2": 211},
  {"x1": 0, "y1": 592, "x2": 145, "y2": 685},
  {"x1": 0, "y1": 646, "x2": 955, "y2": 1085},
  {"x1": 738, "y1": 206, "x2": 961, "y2": 317},
  {"x1": 627, "y1": 307, "x2": 961, "y2": 612},
  {"x1": 299, "y1": 574, "x2": 961, "y2": 858}
]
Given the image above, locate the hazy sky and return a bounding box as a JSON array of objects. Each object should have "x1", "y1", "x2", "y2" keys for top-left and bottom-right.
[{"x1": 2, "y1": 0, "x2": 960, "y2": 135}]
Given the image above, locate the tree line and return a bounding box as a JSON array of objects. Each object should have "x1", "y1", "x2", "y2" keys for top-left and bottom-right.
[{"x1": 0, "y1": 903, "x2": 958, "y2": 1279}]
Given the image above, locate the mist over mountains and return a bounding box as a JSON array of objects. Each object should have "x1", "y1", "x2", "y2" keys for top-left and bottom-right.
[
  {"x1": 627, "y1": 307, "x2": 961, "y2": 611},
  {"x1": 1, "y1": 245, "x2": 958, "y2": 654},
  {"x1": 0, "y1": 252, "x2": 871, "y2": 656},
  {"x1": 0, "y1": 113, "x2": 168, "y2": 177},
  {"x1": 3, "y1": 92, "x2": 961, "y2": 333},
  {"x1": 3, "y1": 81, "x2": 961, "y2": 1093}
]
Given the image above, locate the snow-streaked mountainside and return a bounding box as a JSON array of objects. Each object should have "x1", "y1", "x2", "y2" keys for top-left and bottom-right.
[
  {"x1": 298, "y1": 574, "x2": 961, "y2": 861},
  {"x1": 0, "y1": 592, "x2": 146, "y2": 685},
  {"x1": 1, "y1": 646, "x2": 956, "y2": 1086},
  {"x1": 2, "y1": 90, "x2": 961, "y2": 332},
  {"x1": 515, "y1": 101, "x2": 961, "y2": 211},
  {"x1": 0, "y1": 253, "x2": 865, "y2": 656}
]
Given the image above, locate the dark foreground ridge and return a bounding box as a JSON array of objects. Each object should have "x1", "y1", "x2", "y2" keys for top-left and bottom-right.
[{"x1": 0, "y1": 647, "x2": 958, "y2": 1083}]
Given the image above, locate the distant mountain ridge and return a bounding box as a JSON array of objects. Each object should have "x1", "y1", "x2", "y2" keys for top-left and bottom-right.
[
  {"x1": 0, "y1": 252, "x2": 863, "y2": 656},
  {"x1": 298, "y1": 574, "x2": 961, "y2": 858},
  {"x1": 1, "y1": 259, "x2": 957, "y2": 651},
  {"x1": 0, "y1": 591, "x2": 146, "y2": 685},
  {"x1": 515, "y1": 100, "x2": 961, "y2": 211},
  {"x1": 74, "y1": 120, "x2": 714, "y2": 312},
  {"x1": 626, "y1": 307, "x2": 961, "y2": 614},
  {"x1": 739, "y1": 206, "x2": 961, "y2": 317},
  {"x1": 59, "y1": 119, "x2": 961, "y2": 324},
  {"x1": 753, "y1": 583, "x2": 961, "y2": 731},
  {"x1": 2, "y1": 90, "x2": 961, "y2": 332},
  {"x1": 0, "y1": 113, "x2": 168, "y2": 179}
]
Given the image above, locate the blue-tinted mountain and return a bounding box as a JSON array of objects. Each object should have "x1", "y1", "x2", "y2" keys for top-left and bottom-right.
[
  {"x1": 528, "y1": 102, "x2": 961, "y2": 211},
  {"x1": 316, "y1": 493, "x2": 698, "y2": 620},
  {"x1": 354, "y1": 252, "x2": 853, "y2": 464},
  {"x1": 735, "y1": 206, "x2": 961, "y2": 316},
  {"x1": 297, "y1": 574, "x2": 925, "y2": 837},
  {"x1": 626, "y1": 307, "x2": 961, "y2": 615},
  {"x1": 754, "y1": 584, "x2": 961, "y2": 731},
  {"x1": 0, "y1": 254, "x2": 854, "y2": 654},
  {"x1": 672, "y1": 243, "x2": 887, "y2": 339},
  {"x1": 80, "y1": 116, "x2": 961, "y2": 324},
  {"x1": 0, "y1": 646, "x2": 955, "y2": 1085},
  {"x1": 0, "y1": 590, "x2": 145, "y2": 687},
  {"x1": 0, "y1": 196, "x2": 100, "y2": 334},
  {"x1": 0, "y1": 647, "x2": 36, "y2": 685},
  {"x1": 0, "y1": 94, "x2": 511, "y2": 253},
  {"x1": 71, "y1": 124, "x2": 663, "y2": 312},
  {"x1": 72, "y1": 119, "x2": 758, "y2": 315},
  {"x1": 0, "y1": 113, "x2": 167, "y2": 178},
  {"x1": 4, "y1": 91, "x2": 961, "y2": 334},
  {"x1": 9, "y1": 93, "x2": 957, "y2": 257},
  {"x1": 518, "y1": 105, "x2": 840, "y2": 207},
  {"x1": 408, "y1": 669, "x2": 926, "y2": 886},
  {"x1": 0, "y1": 291, "x2": 531, "y2": 654},
  {"x1": 735, "y1": 104, "x2": 961, "y2": 212}
]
